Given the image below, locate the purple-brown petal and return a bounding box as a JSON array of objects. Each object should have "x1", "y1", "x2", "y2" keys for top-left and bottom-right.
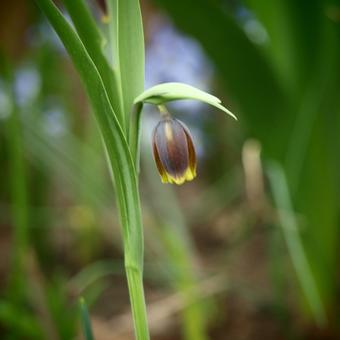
[
  {"x1": 152, "y1": 135, "x2": 169, "y2": 183},
  {"x1": 152, "y1": 118, "x2": 197, "y2": 184},
  {"x1": 94, "y1": 0, "x2": 109, "y2": 22},
  {"x1": 178, "y1": 120, "x2": 197, "y2": 177},
  {"x1": 94, "y1": 0, "x2": 107, "y2": 14}
]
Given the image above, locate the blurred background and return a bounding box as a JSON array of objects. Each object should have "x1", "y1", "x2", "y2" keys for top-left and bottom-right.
[{"x1": 0, "y1": 0, "x2": 339, "y2": 339}]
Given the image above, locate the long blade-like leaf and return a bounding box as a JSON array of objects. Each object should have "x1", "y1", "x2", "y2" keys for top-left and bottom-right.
[
  {"x1": 35, "y1": 1, "x2": 150, "y2": 338},
  {"x1": 63, "y1": 0, "x2": 124, "y2": 125},
  {"x1": 108, "y1": 0, "x2": 145, "y2": 121},
  {"x1": 34, "y1": 0, "x2": 142, "y2": 267}
]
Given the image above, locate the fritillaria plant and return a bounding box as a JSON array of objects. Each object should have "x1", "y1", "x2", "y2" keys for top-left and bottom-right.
[{"x1": 35, "y1": 0, "x2": 236, "y2": 339}]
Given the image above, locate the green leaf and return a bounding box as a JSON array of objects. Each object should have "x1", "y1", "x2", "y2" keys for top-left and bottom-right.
[
  {"x1": 134, "y1": 82, "x2": 237, "y2": 120},
  {"x1": 79, "y1": 298, "x2": 94, "y2": 340},
  {"x1": 63, "y1": 0, "x2": 124, "y2": 125},
  {"x1": 108, "y1": 0, "x2": 145, "y2": 121},
  {"x1": 267, "y1": 162, "x2": 326, "y2": 326},
  {"x1": 34, "y1": 0, "x2": 142, "y2": 267},
  {"x1": 245, "y1": 0, "x2": 323, "y2": 94},
  {"x1": 35, "y1": 1, "x2": 150, "y2": 337},
  {"x1": 0, "y1": 301, "x2": 43, "y2": 339}
]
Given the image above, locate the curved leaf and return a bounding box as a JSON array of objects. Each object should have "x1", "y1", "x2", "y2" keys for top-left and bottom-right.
[{"x1": 134, "y1": 82, "x2": 237, "y2": 120}]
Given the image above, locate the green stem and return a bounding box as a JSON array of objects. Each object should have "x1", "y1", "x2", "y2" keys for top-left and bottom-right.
[
  {"x1": 129, "y1": 102, "x2": 143, "y2": 172},
  {"x1": 126, "y1": 267, "x2": 150, "y2": 339},
  {"x1": 157, "y1": 104, "x2": 171, "y2": 118},
  {"x1": 113, "y1": 168, "x2": 150, "y2": 339}
]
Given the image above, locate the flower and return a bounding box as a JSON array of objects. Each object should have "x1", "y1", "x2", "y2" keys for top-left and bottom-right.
[
  {"x1": 95, "y1": 0, "x2": 109, "y2": 23},
  {"x1": 152, "y1": 117, "x2": 197, "y2": 185}
]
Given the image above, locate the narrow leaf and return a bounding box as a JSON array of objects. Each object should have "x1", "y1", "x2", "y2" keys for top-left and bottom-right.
[
  {"x1": 109, "y1": 0, "x2": 145, "y2": 119},
  {"x1": 63, "y1": 0, "x2": 124, "y2": 125},
  {"x1": 36, "y1": 1, "x2": 149, "y2": 338},
  {"x1": 79, "y1": 298, "x2": 94, "y2": 340},
  {"x1": 134, "y1": 82, "x2": 237, "y2": 120},
  {"x1": 34, "y1": 0, "x2": 143, "y2": 268}
]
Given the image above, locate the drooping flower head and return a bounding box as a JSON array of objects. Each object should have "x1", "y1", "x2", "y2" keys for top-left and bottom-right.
[
  {"x1": 95, "y1": 0, "x2": 109, "y2": 23},
  {"x1": 152, "y1": 115, "x2": 196, "y2": 185}
]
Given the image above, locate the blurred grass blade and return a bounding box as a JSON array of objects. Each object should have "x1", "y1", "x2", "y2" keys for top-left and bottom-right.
[
  {"x1": 79, "y1": 298, "x2": 94, "y2": 340},
  {"x1": 63, "y1": 0, "x2": 124, "y2": 125},
  {"x1": 134, "y1": 82, "x2": 236, "y2": 119},
  {"x1": 245, "y1": 0, "x2": 322, "y2": 94},
  {"x1": 267, "y1": 162, "x2": 326, "y2": 326},
  {"x1": 107, "y1": 0, "x2": 145, "y2": 124},
  {"x1": 0, "y1": 301, "x2": 43, "y2": 339},
  {"x1": 0, "y1": 58, "x2": 29, "y2": 301}
]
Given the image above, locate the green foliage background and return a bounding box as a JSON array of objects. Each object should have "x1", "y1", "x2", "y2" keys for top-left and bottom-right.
[{"x1": 0, "y1": 0, "x2": 339, "y2": 339}]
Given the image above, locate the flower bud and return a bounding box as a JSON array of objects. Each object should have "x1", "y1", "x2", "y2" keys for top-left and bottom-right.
[
  {"x1": 152, "y1": 117, "x2": 197, "y2": 185},
  {"x1": 94, "y1": 0, "x2": 109, "y2": 23}
]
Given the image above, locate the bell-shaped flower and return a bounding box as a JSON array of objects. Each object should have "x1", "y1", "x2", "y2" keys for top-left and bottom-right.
[{"x1": 152, "y1": 117, "x2": 196, "y2": 185}]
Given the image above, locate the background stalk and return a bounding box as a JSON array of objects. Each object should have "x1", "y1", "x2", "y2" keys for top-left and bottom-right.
[{"x1": 3, "y1": 64, "x2": 29, "y2": 302}]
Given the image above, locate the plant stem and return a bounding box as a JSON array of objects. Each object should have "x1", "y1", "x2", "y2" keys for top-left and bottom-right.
[
  {"x1": 126, "y1": 267, "x2": 150, "y2": 339},
  {"x1": 157, "y1": 104, "x2": 171, "y2": 118},
  {"x1": 129, "y1": 102, "x2": 143, "y2": 171},
  {"x1": 114, "y1": 170, "x2": 150, "y2": 339}
]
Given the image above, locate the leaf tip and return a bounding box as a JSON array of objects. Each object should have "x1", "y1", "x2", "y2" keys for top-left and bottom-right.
[{"x1": 217, "y1": 103, "x2": 237, "y2": 121}]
